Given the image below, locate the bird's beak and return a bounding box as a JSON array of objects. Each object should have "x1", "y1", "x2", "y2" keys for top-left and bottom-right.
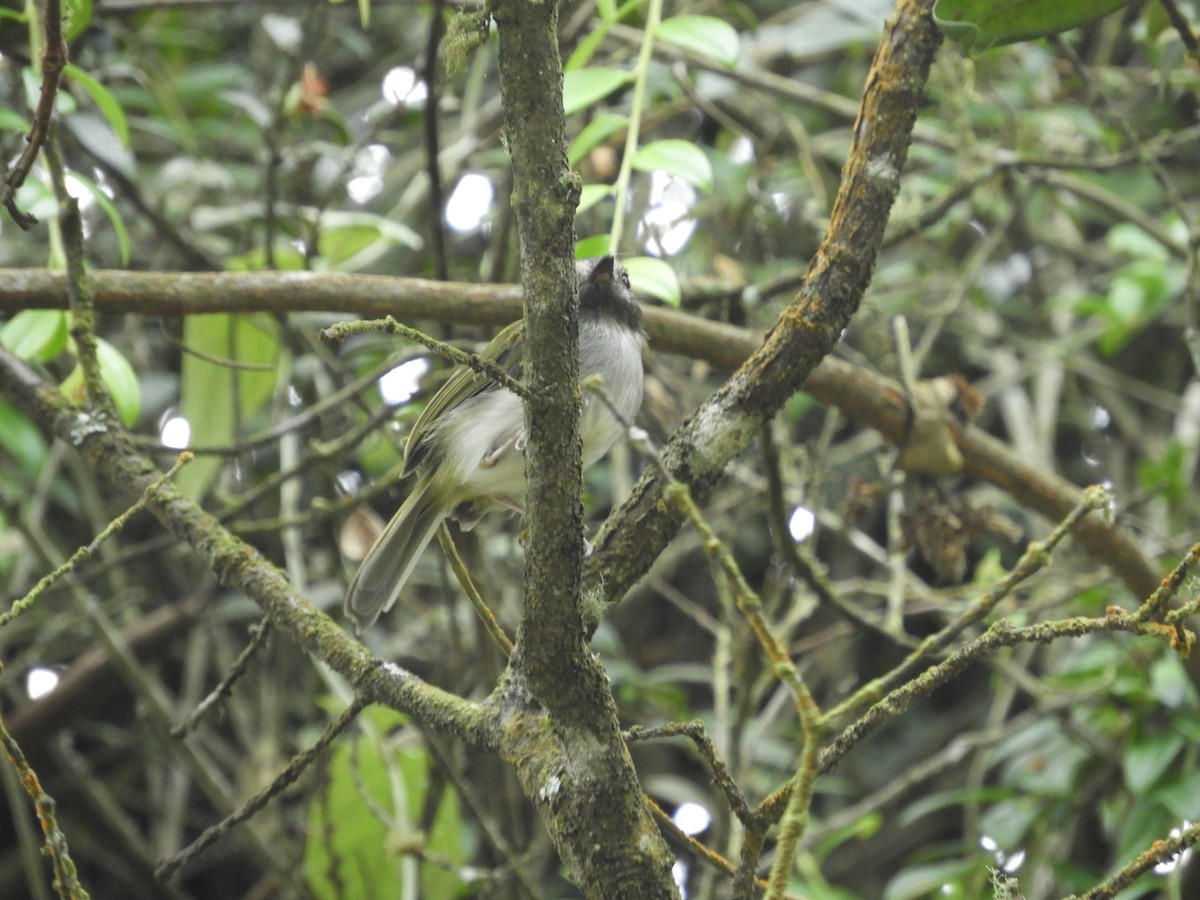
[{"x1": 589, "y1": 255, "x2": 616, "y2": 284}]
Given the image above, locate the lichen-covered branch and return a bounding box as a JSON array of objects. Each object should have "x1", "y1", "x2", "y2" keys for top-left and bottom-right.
[
  {"x1": 584, "y1": 0, "x2": 944, "y2": 619},
  {"x1": 0, "y1": 347, "x2": 489, "y2": 749},
  {"x1": 487, "y1": 0, "x2": 677, "y2": 892}
]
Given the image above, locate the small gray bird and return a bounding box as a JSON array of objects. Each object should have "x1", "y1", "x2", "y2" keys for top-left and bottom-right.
[{"x1": 345, "y1": 256, "x2": 645, "y2": 632}]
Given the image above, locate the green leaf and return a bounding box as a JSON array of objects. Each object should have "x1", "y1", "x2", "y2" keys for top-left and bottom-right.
[
  {"x1": 0, "y1": 310, "x2": 68, "y2": 362},
  {"x1": 574, "y1": 234, "x2": 612, "y2": 259},
  {"x1": 933, "y1": 0, "x2": 1134, "y2": 54},
  {"x1": 568, "y1": 112, "x2": 628, "y2": 167},
  {"x1": 884, "y1": 859, "x2": 977, "y2": 900},
  {"x1": 178, "y1": 314, "x2": 281, "y2": 500},
  {"x1": 1153, "y1": 769, "x2": 1200, "y2": 821},
  {"x1": 96, "y1": 338, "x2": 141, "y2": 426},
  {"x1": 226, "y1": 244, "x2": 309, "y2": 272},
  {"x1": 63, "y1": 0, "x2": 92, "y2": 42},
  {"x1": 563, "y1": 67, "x2": 631, "y2": 116},
  {"x1": 632, "y1": 140, "x2": 714, "y2": 192},
  {"x1": 785, "y1": 391, "x2": 815, "y2": 422},
  {"x1": 623, "y1": 256, "x2": 680, "y2": 305},
  {"x1": 564, "y1": 0, "x2": 644, "y2": 70},
  {"x1": 21, "y1": 67, "x2": 71, "y2": 117},
  {"x1": 656, "y1": 15, "x2": 741, "y2": 67},
  {"x1": 0, "y1": 108, "x2": 30, "y2": 132},
  {"x1": 60, "y1": 338, "x2": 141, "y2": 427},
  {"x1": 1106, "y1": 222, "x2": 1171, "y2": 262},
  {"x1": 305, "y1": 706, "x2": 406, "y2": 899},
  {"x1": 576, "y1": 183, "x2": 613, "y2": 216},
  {"x1": 65, "y1": 64, "x2": 129, "y2": 146},
  {"x1": 305, "y1": 705, "x2": 466, "y2": 899},
  {"x1": 1123, "y1": 731, "x2": 1185, "y2": 794},
  {"x1": 0, "y1": 403, "x2": 49, "y2": 477},
  {"x1": 318, "y1": 211, "x2": 422, "y2": 269}
]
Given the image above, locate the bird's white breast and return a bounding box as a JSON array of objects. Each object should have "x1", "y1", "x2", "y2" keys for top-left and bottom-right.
[{"x1": 579, "y1": 317, "x2": 646, "y2": 466}]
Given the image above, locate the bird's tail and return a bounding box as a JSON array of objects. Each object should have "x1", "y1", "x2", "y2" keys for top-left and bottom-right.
[{"x1": 344, "y1": 478, "x2": 446, "y2": 633}]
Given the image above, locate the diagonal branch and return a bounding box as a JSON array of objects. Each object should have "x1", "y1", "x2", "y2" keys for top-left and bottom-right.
[
  {"x1": 0, "y1": 347, "x2": 491, "y2": 749},
  {"x1": 584, "y1": 0, "x2": 944, "y2": 621}
]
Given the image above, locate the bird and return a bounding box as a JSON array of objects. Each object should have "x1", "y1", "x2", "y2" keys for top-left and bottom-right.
[{"x1": 344, "y1": 255, "x2": 645, "y2": 632}]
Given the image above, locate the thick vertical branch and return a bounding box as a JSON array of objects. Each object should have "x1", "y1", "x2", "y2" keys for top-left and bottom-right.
[
  {"x1": 489, "y1": 1, "x2": 677, "y2": 896},
  {"x1": 493, "y1": 0, "x2": 584, "y2": 698}
]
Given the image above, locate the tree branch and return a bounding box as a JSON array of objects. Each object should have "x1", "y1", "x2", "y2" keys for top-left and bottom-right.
[
  {"x1": 486, "y1": 0, "x2": 677, "y2": 893},
  {"x1": 583, "y1": 0, "x2": 943, "y2": 616},
  {"x1": 0, "y1": 347, "x2": 491, "y2": 749},
  {"x1": 0, "y1": 267, "x2": 1161, "y2": 599}
]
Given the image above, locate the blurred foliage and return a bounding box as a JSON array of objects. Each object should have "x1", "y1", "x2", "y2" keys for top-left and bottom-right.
[{"x1": 1, "y1": 0, "x2": 1199, "y2": 898}]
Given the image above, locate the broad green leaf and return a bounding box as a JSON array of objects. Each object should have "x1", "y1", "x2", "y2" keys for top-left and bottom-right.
[
  {"x1": 623, "y1": 256, "x2": 680, "y2": 305},
  {"x1": 318, "y1": 211, "x2": 422, "y2": 269},
  {"x1": 178, "y1": 314, "x2": 281, "y2": 500},
  {"x1": 884, "y1": 859, "x2": 977, "y2": 900},
  {"x1": 933, "y1": 0, "x2": 1133, "y2": 54},
  {"x1": 564, "y1": 0, "x2": 644, "y2": 70},
  {"x1": 1, "y1": 310, "x2": 68, "y2": 362},
  {"x1": 576, "y1": 183, "x2": 613, "y2": 216},
  {"x1": 574, "y1": 234, "x2": 612, "y2": 259},
  {"x1": 632, "y1": 140, "x2": 714, "y2": 192},
  {"x1": 0, "y1": 108, "x2": 29, "y2": 132},
  {"x1": 305, "y1": 705, "x2": 467, "y2": 899},
  {"x1": 568, "y1": 112, "x2": 628, "y2": 166},
  {"x1": 1106, "y1": 222, "x2": 1170, "y2": 262},
  {"x1": 1154, "y1": 769, "x2": 1200, "y2": 821},
  {"x1": 65, "y1": 64, "x2": 129, "y2": 146},
  {"x1": 0, "y1": 403, "x2": 49, "y2": 477},
  {"x1": 1123, "y1": 731, "x2": 1185, "y2": 794},
  {"x1": 96, "y1": 338, "x2": 141, "y2": 426},
  {"x1": 656, "y1": 15, "x2": 740, "y2": 67},
  {"x1": 563, "y1": 67, "x2": 631, "y2": 116},
  {"x1": 305, "y1": 706, "x2": 405, "y2": 899},
  {"x1": 63, "y1": 0, "x2": 92, "y2": 42},
  {"x1": 60, "y1": 338, "x2": 141, "y2": 427},
  {"x1": 226, "y1": 245, "x2": 309, "y2": 272}
]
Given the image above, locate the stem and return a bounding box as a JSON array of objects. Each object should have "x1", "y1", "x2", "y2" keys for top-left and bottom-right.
[{"x1": 608, "y1": 0, "x2": 663, "y2": 253}]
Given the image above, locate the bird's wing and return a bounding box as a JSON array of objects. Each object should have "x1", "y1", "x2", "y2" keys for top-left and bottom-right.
[{"x1": 402, "y1": 319, "x2": 526, "y2": 475}]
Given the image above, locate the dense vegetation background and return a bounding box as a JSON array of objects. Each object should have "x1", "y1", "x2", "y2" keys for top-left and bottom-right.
[{"x1": 1, "y1": 0, "x2": 1199, "y2": 897}]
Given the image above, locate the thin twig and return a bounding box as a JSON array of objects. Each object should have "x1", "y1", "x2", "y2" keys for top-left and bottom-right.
[
  {"x1": 626, "y1": 720, "x2": 755, "y2": 826},
  {"x1": 1073, "y1": 819, "x2": 1200, "y2": 899},
  {"x1": 824, "y1": 484, "x2": 1113, "y2": 724},
  {"x1": 321, "y1": 316, "x2": 530, "y2": 400},
  {"x1": 436, "y1": 524, "x2": 513, "y2": 656},
  {"x1": 424, "y1": 0, "x2": 449, "y2": 280},
  {"x1": 171, "y1": 616, "x2": 273, "y2": 736},
  {"x1": 587, "y1": 377, "x2": 826, "y2": 896},
  {"x1": 0, "y1": 716, "x2": 90, "y2": 898},
  {"x1": 1, "y1": 453, "x2": 192, "y2": 628},
  {"x1": 156, "y1": 697, "x2": 368, "y2": 881},
  {"x1": 2, "y1": 0, "x2": 67, "y2": 229},
  {"x1": 816, "y1": 605, "x2": 1191, "y2": 778}
]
